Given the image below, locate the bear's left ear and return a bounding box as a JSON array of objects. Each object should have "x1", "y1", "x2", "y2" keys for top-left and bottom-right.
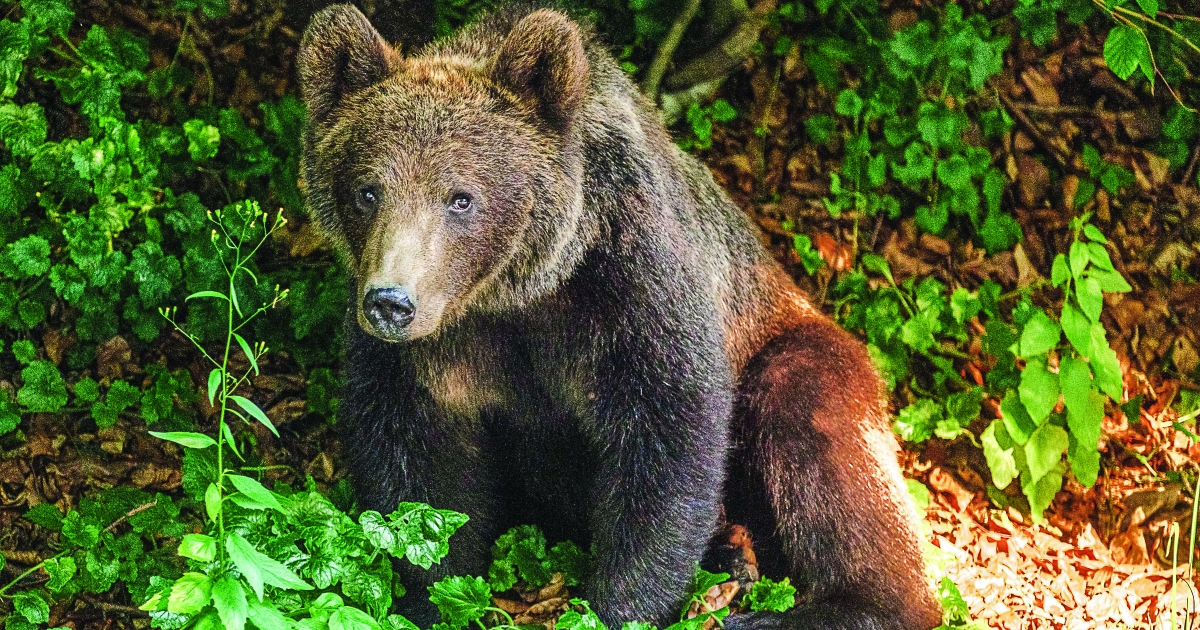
[
  {"x1": 491, "y1": 10, "x2": 589, "y2": 133},
  {"x1": 299, "y1": 4, "x2": 401, "y2": 126}
]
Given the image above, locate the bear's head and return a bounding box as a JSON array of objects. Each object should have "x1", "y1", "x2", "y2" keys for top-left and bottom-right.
[{"x1": 299, "y1": 5, "x2": 591, "y2": 342}]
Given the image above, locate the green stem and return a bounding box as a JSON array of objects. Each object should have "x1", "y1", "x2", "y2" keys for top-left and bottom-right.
[{"x1": 0, "y1": 552, "x2": 64, "y2": 598}]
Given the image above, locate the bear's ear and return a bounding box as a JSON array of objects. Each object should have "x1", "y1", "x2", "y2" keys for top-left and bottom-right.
[
  {"x1": 299, "y1": 4, "x2": 401, "y2": 126},
  {"x1": 491, "y1": 10, "x2": 589, "y2": 133}
]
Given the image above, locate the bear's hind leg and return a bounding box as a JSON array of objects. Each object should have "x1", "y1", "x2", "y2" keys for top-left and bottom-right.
[{"x1": 725, "y1": 320, "x2": 941, "y2": 630}]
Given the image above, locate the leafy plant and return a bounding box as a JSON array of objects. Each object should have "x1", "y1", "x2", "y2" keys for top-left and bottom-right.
[{"x1": 678, "y1": 99, "x2": 737, "y2": 151}]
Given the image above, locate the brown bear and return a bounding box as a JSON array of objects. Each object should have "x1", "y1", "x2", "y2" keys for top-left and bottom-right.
[{"x1": 298, "y1": 5, "x2": 941, "y2": 630}]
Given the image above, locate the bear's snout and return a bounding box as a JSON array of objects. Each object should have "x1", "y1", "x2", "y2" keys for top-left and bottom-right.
[{"x1": 363, "y1": 286, "x2": 417, "y2": 338}]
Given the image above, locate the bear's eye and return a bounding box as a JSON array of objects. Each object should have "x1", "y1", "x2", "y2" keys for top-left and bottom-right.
[
  {"x1": 355, "y1": 186, "x2": 380, "y2": 213},
  {"x1": 449, "y1": 193, "x2": 474, "y2": 214}
]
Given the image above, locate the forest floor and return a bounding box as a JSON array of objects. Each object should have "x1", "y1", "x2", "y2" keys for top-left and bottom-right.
[{"x1": 5, "y1": 1, "x2": 1200, "y2": 629}]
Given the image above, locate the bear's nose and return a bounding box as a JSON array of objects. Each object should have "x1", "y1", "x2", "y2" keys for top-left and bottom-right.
[{"x1": 363, "y1": 287, "x2": 416, "y2": 330}]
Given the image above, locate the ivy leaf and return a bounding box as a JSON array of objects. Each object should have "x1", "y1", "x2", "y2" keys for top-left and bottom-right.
[
  {"x1": 183, "y1": 119, "x2": 221, "y2": 162},
  {"x1": 982, "y1": 420, "x2": 1018, "y2": 489},
  {"x1": 17, "y1": 360, "x2": 68, "y2": 412},
  {"x1": 0, "y1": 102, "x2": 48, "y2": 157},
  {"x1": 13, "y1": 591, "x2": 49, "y2": 624},
  {"x1": 743, "y1": 577, "x2": 797, "y2": 612},
  {"x1": 428, "y1": 576, "x2": 491, "y2": 629},
  {"x1": 1103, "y1": 24, "x2": 1154, "y2": 84}
]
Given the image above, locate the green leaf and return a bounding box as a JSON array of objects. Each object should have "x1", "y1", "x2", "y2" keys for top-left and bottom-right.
[
  {"x1": 0, "y1": 102, "x2": 48, "y2": 157},
  {"x1": 1025, "y1": 423, "x2": 1068, "y2": 484},
  {"x1": 6, "y1": 235, "x2": 51, "y2": 279},
  {"x1": 743, "y1": 577, "x2": 796, "y2": 612},
  {"x1": 1000, "y1": 390, "x2": 1036, "y2": 446},
  {"x1": 1060, "y1": 303, "x2": 1092, "y2": 359},
  {"x1": 11, "y1": 339, "x2": 35, "y2": 365},
  {"x1": 233, "y1": 333, "x2": 260, "y2": 376},
  {"x1": 428, "y1": 576, "x2": 491, "y2": 629},
  {"x1": 227, "y1": 474, "x2": 285, "y2": 513},
  {"x1": 23, "y1": 0, "x2": 74, "y2": 37},
  {"x1": 183, "y1": 119, "x2": 221, "y2": 162},
  {"x1": 187, "y1": 290, "x2": 228, "y2": 301},
  {"x1": 1019, "y1": 357, "x2": 1060, "y2": 423},
  {"x1": 834, "y1": 89, "x2": 863, "y2": 118},
  {"x1": 1051, "y1": 254, "x2": 1070, "y2": 288},
  {"x1": 226, "y1": 532, "x2": 312, "y2": 602},
  {"x1": 1021, "y1": 463, "x2": 1064, "y2": 523},
  {"x1": 982, "y1": 420, "x2": 1018, "y2": 489},
  {"x1": 1019, "y1": 310, "x2": 1061, "y2": 358},
  {"x1": 709, "y1": 99, "x2": 736, "y2": 123},
  {"x1": 149, "y1": 431, "x2": 217, "y2": 449},
  {"x1": 1069, "y1": 241, "x2": 1089, "y2": 280},
  {"x1": 207, "y1": 368, "x2": 222, "y2": 405},
  {"x1": 44, "y1": 556, "x2": 75, "y2": 592},
  {"x1": 205, "y1": 482, "x2": 222, "y2": 522},
  {"x1": 1135, "y1": 0, "x2": 1158, "y2": 19},
  {"x1": 17, "y1": 361, "x2": 67, "y2": 412},
  {"x1": 24, "y1": 503, "x2": 63, "y2": 531},
  {"x1": 230, "y1": 394, "x2": 277, "y2": 436},
  {"x1": 1104, "y1": 24, "x2": 1154, "y2": 84},
  {"x1": 1066, "y1": 389, "x2": 1105, "y2": 487},
  {"x1": 547, "y1": 541, "x2": 590, "y2": 587},
  {"x1": 1078, "y1": 278, "x2": 1103, "y2": 323},
  {"x1": 179, "y1": 533, "x2": 217, "y2": 562},
  {"x1": 1058, "y1": 356, "x2": 1092, "y2": 415},
  {"x1": 14, "y1": 591, "x2": 49, "y2": 624},
  {"x1": 213, "y1": 574, "x2": 248, "y2": 630},
  {"x1": 1087, "y1": 268, "x2": 1132, "y2": 293},
  {"x1": 248, "y1": 600, "x2": 297, "y2": 630},
  {"x1": 1087, "y1": 243, "x2": 1112, "y2": 269},
  {"x1": 935, "y1": 154, "x2": 972, "y2": 191},
  {"x1": 167, "y1": 572, "x2": 212, "y2": 615},
  {"x1": 1089, "y1": 323, "x2": 1124, "y2": 401},
  {"x1": 330, "y1": 607, "x2": 383, "y2": 630}
]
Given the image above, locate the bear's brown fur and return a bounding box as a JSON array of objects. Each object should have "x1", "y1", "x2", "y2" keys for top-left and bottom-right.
[{"x1": 299, "y1": 5, "x2": 941, "y2": 629}]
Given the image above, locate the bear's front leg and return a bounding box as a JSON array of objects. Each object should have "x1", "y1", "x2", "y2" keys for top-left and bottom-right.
[
  {"x1": 340, "y1": 329, "x2": 501, "y2": 625},
  {"x1": 583, "y1": 333, "x2": 735, "y2": 627}
]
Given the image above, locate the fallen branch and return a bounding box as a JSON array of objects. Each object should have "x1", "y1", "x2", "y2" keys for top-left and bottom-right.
[{"x1": 642, "y1": 0, "x2": 703, "y2": 100}]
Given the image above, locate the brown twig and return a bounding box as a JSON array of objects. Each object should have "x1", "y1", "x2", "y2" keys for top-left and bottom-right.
[
  {"x1": 1007, "y1": 103, "x2": 1096, "y2": 116},
  {"x1": 999, "y1": 93, "x2": 1067, "y2": 168},
  {"x1": 104, "y1": 500, "x2": 159, "y2": 534},
  {"x1": 1181, "y1": 142, "x2": 1200, "y2": 185}
]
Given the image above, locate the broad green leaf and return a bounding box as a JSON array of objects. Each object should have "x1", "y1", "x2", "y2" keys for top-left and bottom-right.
[
  {"x1": 1135, "y1": 0, "x2": 1158, "y2": 19},
  {"x1": 1066, "y1": 389, "x2": 1105, "y2": 487},
  {"x1": 1089, "y1": 323, "x2": 1124, "y2": 401},
  {"x1": 227, "y1": 474, "x2": 284, "y2": 513},
  {"x1": 1104, "y1": 23, "x2": 1154, "y2": 84},
  {"x1": 1025, "y1": 423, "x2": 1068, "y2": 483},
  {"x1": 1019, "y1": 357, "x2": 1060, "y2": 423},
  {"x1": 230, "y1": 394, "x2": 277, "y2": 436},
  {"x1": 1021, "y1": 464, "x2": 1064, "y2": 523},
  {"x1": 183, "y1": 119, "x2": 221, "y2": 162},
  {"x1": 13, "y1": 591, "x2": 49, "y2": 624},
  {"x1": 1051, "y1": 254, "x2": 1069, "y2": 288},
  {"x1": 935, "y1": 154, "x2": 972, "y2": 191},
  {"x1": 1078, "y1": 278, "x2": 1103, "y2": 323},
  {"x1": 167, "y1": 572, "x2": 212, "y2": 615},
  {"x1": 213, "y1": 574, "x2": 248, "y2": 630},
  {"x1": 1069, "y1": 241, "x2": 1089, "y2": 280},
  {"x1": 44, "y1": 556, "x2": 75, "y2": 592},
  {"x1": 428, "y1": 575, "x2": 491, "y2": 628},
  {"x1": 17, "y1": 361, "x2": 67, "y2": 412},
  {"x1": 248, "y1": 600, "x2": 297, "y2": 630},
  {"x1": 149, "y1": 431, "x2": 217, "y2": 449},
  {"x1": 1019, "y1": 310, "x2": 1060, "y2": 358},
  {"x1": 982, "y1": 421, "x2": 1018, "y2": 490},
  {"x1": 330, "y1": 606, "x2": 382, "y2": 630},
  {"x1": 1060, "y1": 303, "x2": 1092, "y2": 359},
  {"x1": 1000, "y1": 390, "x2": 1037, "y2": 446},
  {"x1": 205, "y1": 482, "x2": 222, "y2": 522},
  {"x1": 0, "y1": 102, "x2": 48, "y2": 157},
  {"x1": 360, "y1": 510, "x2": 397, "y2": 551},
  {"x1": 1086, "y1": 243, "x2": 1114, "y2": 271},
  {"x1": 179, "y1": 533, "x2": 217, "y2": 562},
  {"x1": 227, "y1": 532, "x2": 312, "y2": 602},
  {"x1": 1058, "y1": 356, "x2": 1092, "y2": 415},
  {"x1": 1087, "y1": 268, "x2": 1132, "y2": 293},
  {"x1": 744, "y1": 577, "x2": 797, "y2": 612}
]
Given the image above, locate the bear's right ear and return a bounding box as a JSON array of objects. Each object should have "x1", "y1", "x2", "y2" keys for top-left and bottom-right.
[{"x1": 299, "y1": 4, "x2": 400, "y2": 126}]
